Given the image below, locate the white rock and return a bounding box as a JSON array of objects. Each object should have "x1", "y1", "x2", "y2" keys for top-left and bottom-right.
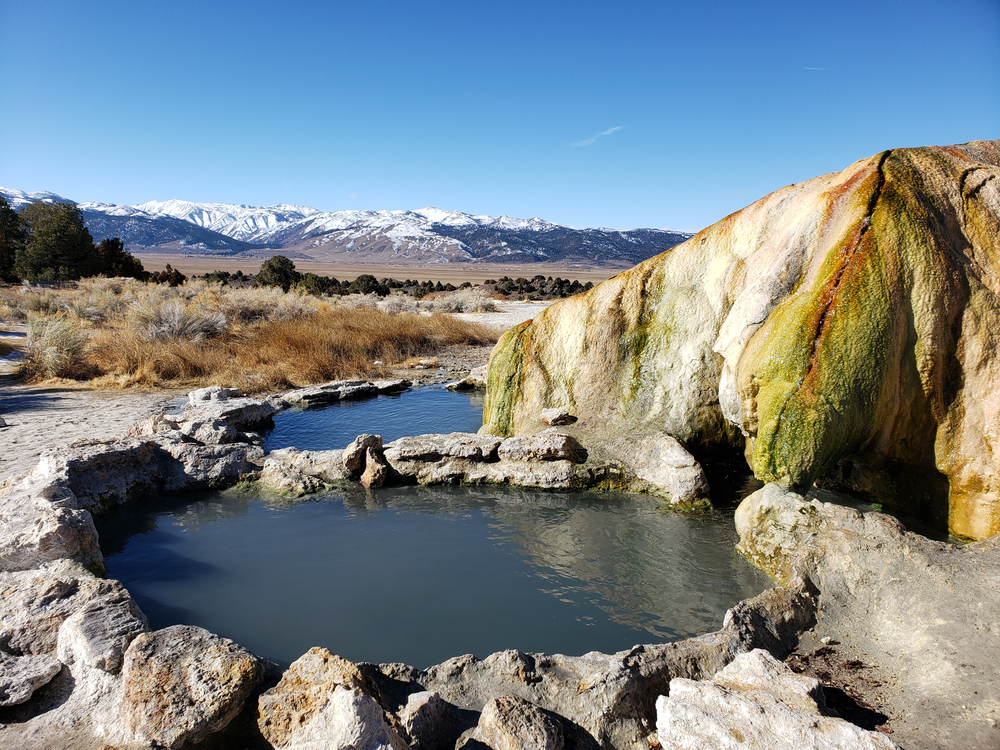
[
  {"x1": 187, "y1": 385, "x2": 240, "y2": 404},
  {"x1": 0, "y1": 650, "x2": 61, "y2": 706},
  {"x1": 656, "y1": 649, "x2": 900, "y2": 750}
]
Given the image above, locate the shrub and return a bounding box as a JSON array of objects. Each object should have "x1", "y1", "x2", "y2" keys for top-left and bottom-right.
[{"x1": 23, "y1": 314, "x2": 90, "y2": 378}]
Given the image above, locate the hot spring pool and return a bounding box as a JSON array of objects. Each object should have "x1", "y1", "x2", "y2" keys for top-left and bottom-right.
[{"x1": 98, "y1": 387, "x2": 769, "y2": 669}]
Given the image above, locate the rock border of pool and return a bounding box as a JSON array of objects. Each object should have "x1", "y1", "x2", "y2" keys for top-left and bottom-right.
[{"x1": 0, "y1": 381, "x2": 923, "y2": 749}]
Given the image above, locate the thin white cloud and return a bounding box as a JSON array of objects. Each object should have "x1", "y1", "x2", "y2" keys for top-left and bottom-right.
[{"x1": 571, "y1": 125, "x2": 623, "y2": 147}]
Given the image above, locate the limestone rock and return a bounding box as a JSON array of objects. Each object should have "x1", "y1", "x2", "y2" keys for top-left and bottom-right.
[
  {"x1": 736, "y1": 483, "x2": 1000, "y2": 750},
  {"x1": 540, "y1": 408, "x2": 577, "y2": 427},
  {"x1": 0, "y1": 650, "x2": 61, "y2": 706},
  {"x1": 178, "y1": 417, "x2": 239, "y2": 445},
  {"x1": 158, "y1": 440, "x2": 265, "y2": 491},
  {"x1": 481, "y1": 140, "x2": 1000, "y2": 540},
  {"x1": 384, "y1": 433, "x2": 502, "y2": 463},
  {"x1": 120, "y1": 625, "x2": 264, "y2": 749},
  {"x1": 656, "y1": 649, "x2": 899, "y2": 750},
  {"x1": 468, "y1": 694, "x2": 564, "y2": 750},
  {"x1": 373, "y1": 379, "x2": 412, "y2": 394},
  {"x1": 56, "y1": 597, "x2": 149, "y2": 674},
  {"x1": 284, "y1": 379, "x2": 380, "y2": 406},
  {"x1": 603, "y1": 432, "x2": 710, "y2": 505},
  {"x1": 261, "y1": 447, "x2": 350, "y2": 495},
  {"x1": 187, "y1": 385, "x2": 241, "y2": 404},
  {"x1": 402, "y1": 587, "x2": 813, "y2": 750},
  {"x1": 258, "y1": 647, "x2": 404, "y2": 749},
  {"x1": 344, "y1": 433, "x2": 384, "y2": 478},
  {"x1": 0, "y1": 561, "x2": 134, "y2": 655},
  {"x1": 398, "y1": 691, "x2": 458, "y2": 750},
  {"x1": 0, "y1": 474, "x2": 104, "y2": 574},
  {"x1": 184, "y1": 395, "x2": 277, "y2": 430},
  {"x1": 34, "y1": 438, "x2": 163, "y2": 514},
  {"x1": 361, "y1": 447, "x2": 390, "y2": 489},
  {"x1": 497, "y1": 434, "x2": 579, "y2": 462}
]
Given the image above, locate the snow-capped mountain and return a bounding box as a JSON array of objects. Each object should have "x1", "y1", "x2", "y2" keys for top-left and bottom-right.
[{"x1": 1, "y1": 187, "x2": 693, "y2": 267}]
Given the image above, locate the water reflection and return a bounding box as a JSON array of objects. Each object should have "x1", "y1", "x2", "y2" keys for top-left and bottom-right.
[{"x1": 98, "y1": 484, "x2": 769, "y2": 669}]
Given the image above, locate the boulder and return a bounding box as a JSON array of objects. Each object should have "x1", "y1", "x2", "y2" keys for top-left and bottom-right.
[
  {"x1": 56, "y1": 597, "x2": 149, "y2": 673},
  {"x1": 120, "y1": 625, "x2": 264, "y2": 749},
  {"x1": 462, "y1": 694, "x2": 564, "y2": 750},
  {"x1": 480, "y1": 140, "x2": 1000, "y2": 540},
  {"x1": 261, "y1": 447, "x2": 350, "y2": 495},
  {"x1": 183, "y1": 396, "x2": 277, "y2": 431},
  {"x1": 0, "y1": 475, "x2": 104, "y2": 574},
  {"x1": 284, "y1": 380, "x2": 380, "y2": 406},
  {"x1": 497, "y1": 434, "x2": 579, "y2": 462},
  {"x1": 158, "y1": 440, "x2": 265, "y2": 491},
  {"x1": 344, "y1": 434, "x2": 385, "y2": 478},
  {"x1": 360, "y1": 447, "x2": 390, "y2": 489},
  {"x1": 178, "y1": 417, "x2": 239, "y2": 445},
  {"x1": 258, "y1": 647, "x2": 406, "y2": 750},
  {"x1": 0, "y1": 650, "x2": 61, "y2": 706},
  {"x1": 0, "y1": 560, "x2": 134, "y2": 655},
  {"x1": 656, "y1": 649, "x2": 899, "y2": 749},
  {"x1": 395, "y1": 587, "x2": 813, "y2": 750},
  {"x1": 735, "y1": 483, "x2": 1000, "y2": 750},
  {"x1": 602, "y1": 432, "x2": 710, "y2": 505},
  {"x1": 398, "y1": 691, "x2": 459, "y2": 750}
]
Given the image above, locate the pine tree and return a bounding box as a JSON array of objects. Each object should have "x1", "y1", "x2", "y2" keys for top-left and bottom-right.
[
  {"x1": 15, "y1": 202, "x2": 100, "y2": 282},
  {"x1": 0, "y1": 196, "x2": 24, "y2": 282}
]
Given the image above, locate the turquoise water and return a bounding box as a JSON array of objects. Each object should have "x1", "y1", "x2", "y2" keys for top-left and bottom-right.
[{"x1": 98, "y1": 389, "x2": 769, "y2": 669}]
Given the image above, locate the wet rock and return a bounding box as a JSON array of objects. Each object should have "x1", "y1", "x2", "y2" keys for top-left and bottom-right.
[
  {"x1": 656, "y1": 649, "x2": 900, "y2": 749},
  {"x1": 344, "y1": 433, "x2": 384, "y2": 478},
  {"x1": 540, "y1": 408, "x2": 577, "y2": 427},
  {"x1": 361, "y1": 447, "x2": 390, "y2": 489},
  {"x1": 261, "y1": 447, "x2": 350, "y2": 495},
  {"x1": 374, "y1": 379, "x2": 413, "y2": 394},
  {"x1": 0, "y1": 650, "x2": 61, "y2": 706},
  {"x1": 187, "y1": 385, "x2": 241, "y2": 404},
  {"x1": 603, "y1": 432, "x2": 710, "y2": 505},
  {"x1": 497, "y1": 434, "x2": 579, "y2": 462},
  {"x1": 0, "y1": 560, "x2": 134, "y2": 655},
  {"x1": 178, "y1": 417, "x2": 239, "y2": 445},
  {"x1": 466, "y1": 694, "x2": 565, "y2": 750},
  {"x1": 158, "y1": 440, "x2": 265, "y2": 491},
  {"x1": 120, "y1": 625, "x2": 264, "y2": 749},
  {"x1": 399, "y1": 691, "x2": 459, "y2": 750},
  {"x1": 258, "y1": 647, "x2": 406, "y2": 750},
  {"x1": 384, "y1": 433, "x2": 502, "y2": 463},
  {"x1": 56, "y1": 597, "x2": 149, "y2": 674},
  {"x1": 284, "y1": 379, "x2": 380, "y2": 406}
]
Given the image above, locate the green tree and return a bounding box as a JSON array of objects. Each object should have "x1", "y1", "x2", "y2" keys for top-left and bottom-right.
[
  {"x1": 347, "y1": 273, "x2": 389, "y2": 296},
  {"x1": 0, "y1": 196, "x2": 25, "y2": 282},
  {"x1": 255, "y1": 255, "x2": 301, "y2": 292},
  {"x1": 15, "y1": 202, "x2": 100, "y2": 282},
  {"x1": 95, "y1": 237, "x2": 147, "y2": 280}
]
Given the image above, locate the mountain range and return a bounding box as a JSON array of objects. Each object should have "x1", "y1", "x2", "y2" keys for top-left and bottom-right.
[{"x1": 0, "y1": 187, "x2": 692, "y2": 267}]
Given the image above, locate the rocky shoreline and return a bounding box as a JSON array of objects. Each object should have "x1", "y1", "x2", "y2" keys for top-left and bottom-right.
[{"x1": 4, "y1": 379, "x2": 989, "y2": 748}]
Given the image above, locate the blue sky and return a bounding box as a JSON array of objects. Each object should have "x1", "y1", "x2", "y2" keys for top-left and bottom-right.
[{"x1": 1, "y1": 0, "x2": 997, "y2": 231}]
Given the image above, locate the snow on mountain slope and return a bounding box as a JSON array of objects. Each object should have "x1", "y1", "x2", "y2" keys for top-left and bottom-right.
[
  {"x1": 0, "y1": 187, "x2": 74, "y2": 210},
  {"x1": 3, "y1": 187, "x2": 694, "y2": 266}
]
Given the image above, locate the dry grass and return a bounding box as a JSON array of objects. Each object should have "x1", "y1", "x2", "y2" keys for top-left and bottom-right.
[
  {"x1": 0, "y1": 281, "x2": 500, "y2": 392},
  {"x1": 88, "y1": 307, "x2": 495, "y2": 393}
]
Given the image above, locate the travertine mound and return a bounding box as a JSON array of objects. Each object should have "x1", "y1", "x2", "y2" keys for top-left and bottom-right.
[{"x1": 482, "y1": 140, "x2": 1000, "y2": 539}]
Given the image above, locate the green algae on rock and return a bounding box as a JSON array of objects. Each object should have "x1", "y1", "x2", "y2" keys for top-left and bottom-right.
[{"x1": 482, "y1": 139, "x2": 1000, "y2": 540}]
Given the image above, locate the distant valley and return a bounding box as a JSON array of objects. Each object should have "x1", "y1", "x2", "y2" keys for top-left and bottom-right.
[{"x1": 0, "y1": 187, "x2": 692, "y2": 268}]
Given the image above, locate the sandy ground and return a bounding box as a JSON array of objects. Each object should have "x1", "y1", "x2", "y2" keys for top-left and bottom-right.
[
  {"x1": 136, "y1": 255, "x2": 627, "y2": 285},
  {"x1": 0, "y1": 301, "x2": 549, "y2": 486}
]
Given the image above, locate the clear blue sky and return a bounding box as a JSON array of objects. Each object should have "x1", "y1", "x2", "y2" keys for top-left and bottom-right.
[{"x1": 2, "y1": 0, "x2": 998, "y2": 231}]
